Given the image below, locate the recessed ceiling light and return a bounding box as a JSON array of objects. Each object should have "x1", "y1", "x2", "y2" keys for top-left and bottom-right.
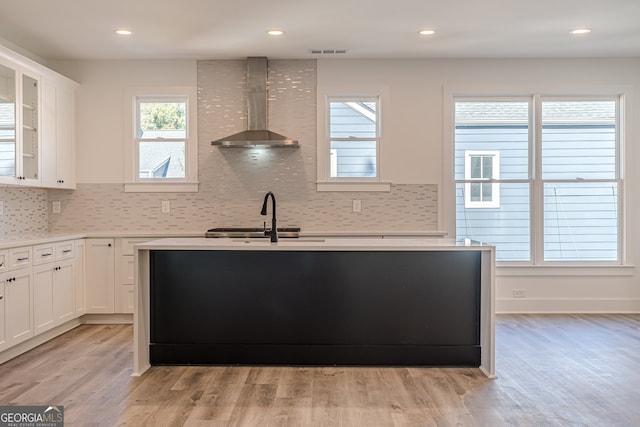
[
  {"x1": 267, "y1": 30, "x2": 285, "y2": 36},
  {"x1": 115, "y1": 29, "x2": 133, "y2": 36},
  {"x1": 418, "y1": 29, "x2": 436, "y2": 36},
  {"x1": 570, "y1": 28, "x2": 592, "y2": 35}
]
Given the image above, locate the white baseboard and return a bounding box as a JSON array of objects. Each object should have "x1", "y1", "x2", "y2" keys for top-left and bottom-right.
[
  {"x1": 0, "y1": 314, "x2": 133, "y2": 366},
  {"x1": 0, "y1": 319, "x2": 82, "y2": 365},
  {"x1": 80, "y1": 313, "x2": 133, "y2": 324},
  {"x1": 497, "y1": 297, "x2": 640, "y2": 314}
]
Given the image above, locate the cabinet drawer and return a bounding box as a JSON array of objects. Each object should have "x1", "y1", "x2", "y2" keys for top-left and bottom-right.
[
  {"x1": 9, "y1": 247, "x2": 32, "y2": 269},
  {"x1": 33, "y1": 243, "x2": 56, "y2": 265},
  {"x1": 0, "y1": 250, "x2": 7, "y2": 273},
  {"x1": 56, "y1": 241, "x2": 75, "y2": 260}
]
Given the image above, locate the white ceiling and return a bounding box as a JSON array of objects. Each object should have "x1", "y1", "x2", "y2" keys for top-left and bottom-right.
[{"x1": 1, "y1": 0, "x2": 639, "y2": 61}]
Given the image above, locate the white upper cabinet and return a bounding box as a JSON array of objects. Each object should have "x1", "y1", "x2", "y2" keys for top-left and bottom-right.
[
  {"x1": 0, "y1": 44, "x2": 77, "y2": 189},
  {"x1": 41, "y1": 75, "x2": 76, "y2": 189}
]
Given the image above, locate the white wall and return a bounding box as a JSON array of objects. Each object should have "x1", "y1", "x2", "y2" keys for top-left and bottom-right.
[
  {"x1": 52, "y1": 57, "x2": 640, "y2": 313},
  {"x1": 50, "y1": 60, "x2": 197, "y2": 183},
  {"x1": 47, "y1": 59, "x2": 436, "y2": 234},
  {"x1": 319, "y1": 58, "x2": 640, "y2": 312}
]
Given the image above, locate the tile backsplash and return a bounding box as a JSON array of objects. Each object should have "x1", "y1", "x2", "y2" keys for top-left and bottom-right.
[
  {"x1": 7, "y1": 59, "x2": 439, "y2": 237},
  {"x1": 0, "y1": 187, "x2": 48, "y2": 237},
  {"x1": 47, "y1": 182, "x2": 437, "y2": 233}
]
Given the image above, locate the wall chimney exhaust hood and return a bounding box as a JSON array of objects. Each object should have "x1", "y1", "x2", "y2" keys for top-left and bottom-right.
[{"x1": 211, "y1": 57, "x2": 299, "y2": 148}]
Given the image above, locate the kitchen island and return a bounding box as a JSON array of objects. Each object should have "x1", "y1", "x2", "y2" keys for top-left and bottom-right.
[{"x1": 133, "y1": 238, "x2": 495, "y2": 377}]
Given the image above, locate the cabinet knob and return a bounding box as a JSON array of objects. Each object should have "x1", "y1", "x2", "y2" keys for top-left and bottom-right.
[
  {"x1": 0, "y1": 295, "x2": 3, "y2": 300},
  {"x1": 108, "y1": 243, "x2": 112, "y2": 247}
]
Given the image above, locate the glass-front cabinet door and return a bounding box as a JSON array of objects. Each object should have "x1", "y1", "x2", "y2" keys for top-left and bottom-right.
[
  {"x1": 0, "y1": 62, "x2": 17, "y2": 180},
  {"x1": 0, "y1": 59, "x2": 40, "y2": 186},
  {"x1": 21, "y1": 72, "x2": 39, "y2": 181}
]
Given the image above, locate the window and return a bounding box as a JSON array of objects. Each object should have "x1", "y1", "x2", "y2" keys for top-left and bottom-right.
[
  {"x1": 328, "y1": 97, "x2": 379, "y2": 178},
  {"x1": 453, "y1": 96, "x2": 622, "y2": 264},
  {"x1": 124, "y1": 87, "x2": 198, "y2": 192},
  {"x1": 316, "y1": 88, "x2": 389, "y2": 192},
  {"x1": 136, "y1": 98, "x2": 186, "y2": 179},
  {"x1": 464, "y1": 151, "x2": 500, "y2": 208}
]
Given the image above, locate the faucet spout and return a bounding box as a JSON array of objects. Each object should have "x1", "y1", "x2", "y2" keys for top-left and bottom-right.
[{"x1": 260, "y1": 191, "x2": 278, "y2": 242}]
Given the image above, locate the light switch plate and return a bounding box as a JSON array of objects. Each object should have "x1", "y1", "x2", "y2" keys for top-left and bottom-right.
[
  {"x1": 352, "y1": 199, "x2": 362, "y2": 213},
  {"x1": 52, "y1": 200, "x2": 61, "y2": 214},
  {"x1": 0, "y1": 200, "x2": 3, "y2": 216},
  {"x1": 161, "y1": 200, "x2": 170, "y2": 213}
]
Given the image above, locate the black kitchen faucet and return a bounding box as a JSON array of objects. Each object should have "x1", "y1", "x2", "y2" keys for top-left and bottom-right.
[{"x1": 260, "y1": 191, "x2": 278, "y2": 242}]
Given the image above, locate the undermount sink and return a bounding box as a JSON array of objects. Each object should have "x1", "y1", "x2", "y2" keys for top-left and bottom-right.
[
  {"x1": 277, "y1": 239, "x2": 326, "y2": 244},
  {"x1": 230, "y1": 238, "x2": 325, "y2": 244},
  {"x1": 205, "y1": 227, "x2": 300, "y2": 239}
]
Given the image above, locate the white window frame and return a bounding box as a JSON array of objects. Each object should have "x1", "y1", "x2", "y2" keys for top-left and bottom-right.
[
  {"x1": 123, "y1": 87, "x2": 198, "y2": 193},
  {"x1": 316, "y1": 86, "x2": 390, "y2": 192},
  {"x1": 443, "y1": 86, "x2": 631, "y2": 271},
  {"x1": 464, "y1": 150, "x2": 500, "y2": 208}
]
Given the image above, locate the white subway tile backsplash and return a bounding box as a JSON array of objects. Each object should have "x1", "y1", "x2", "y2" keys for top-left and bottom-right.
[
  {"x1": 1, "y1": 59, "x2": 437, "y2": 236},
  {"x1": 0, "y1": 187, "x2": 48, "y2": 237}
]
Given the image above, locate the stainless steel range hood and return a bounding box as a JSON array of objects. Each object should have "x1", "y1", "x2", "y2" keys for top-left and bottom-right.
[{"x1": 211, "y1": 57, "x2": 299, "y2": 148}]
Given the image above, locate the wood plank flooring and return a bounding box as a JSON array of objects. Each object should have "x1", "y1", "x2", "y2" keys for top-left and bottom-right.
[{"x1": 0, "y1": 314, "x2": 639, "y2": 426}]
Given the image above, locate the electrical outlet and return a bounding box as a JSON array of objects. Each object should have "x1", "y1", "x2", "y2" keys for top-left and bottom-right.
[
  {"x1": 352, "y1": 199, "x2": 362, "y2": 213},
  {"x1": 513, "y1": 289, "x2": 527, "y2": 298},
  {"x1": 161, "y1": 200, "x2": 171, "y2": 213},
  {"x1": 0, "y1": 200, "x2": 3, "y2": 216},
  {"x1": 52, "y1": 200, "x2": 61, "y2": 214}
]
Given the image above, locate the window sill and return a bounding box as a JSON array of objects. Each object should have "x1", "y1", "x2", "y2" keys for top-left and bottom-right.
[
  {"x1": 124, "y1": 182, "x2": 199, "y2": 193},
  {"x1": 497, "y1": 264, "x2": 635, "y2": 277},
  {"x1": 316, "y1": 181, "x2": 391, "y2": 192}
]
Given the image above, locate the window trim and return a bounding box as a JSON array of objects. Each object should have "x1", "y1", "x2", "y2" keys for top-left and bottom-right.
[
  {"x1": 443, "y1": 86, "x2": 631, "y2": 267},
  {"x1": 316, "y1": 86, "x2": 390, "y2": 192},
  {"x1": 123, "y1": 86, "x2": 198, "y2": 193}
]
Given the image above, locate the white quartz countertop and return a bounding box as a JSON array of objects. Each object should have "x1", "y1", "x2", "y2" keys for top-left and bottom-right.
[
  {"x1": 135, "y1": 237, "x2": 493, "y2": 251},
  {"x1": 0, "y1": 230, "x2": 449, "y2": 250},
  {"x1": 0, "y1": 233, "x2": 86, "y2": 250}
]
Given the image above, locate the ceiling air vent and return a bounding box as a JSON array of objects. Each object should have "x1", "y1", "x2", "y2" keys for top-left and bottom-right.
[{"x1": 308, "y1": 49, "x2": 349, "y2": 55}]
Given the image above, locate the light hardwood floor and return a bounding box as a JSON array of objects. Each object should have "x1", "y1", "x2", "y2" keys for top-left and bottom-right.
[{"x1": 1, "y1": 314, "x2": 639, "y2": 426}]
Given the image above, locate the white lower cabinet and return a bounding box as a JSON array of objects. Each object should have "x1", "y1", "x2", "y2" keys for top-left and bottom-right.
[
  {"x1": 0, "y1": 238, "x2": 83, "y2": 360},
  {"x1": 115, "y1": 238, "x2": 150, "y2": 314},
  {"x1": 53, "y1": 259, "x2": 75, "y2": 324},
  {"x1": 33, "y1": 245, "x2": 76, "y2": 335},
  {"x1": 2, "y1": 267, "x2": 34, "y2": 347},
  {"x1": 85, "y1": 238, "x2": 115, "y2": 313},
  {"x1": 86, "y1": 237, "x2": 150, "y2": 315},
  {"x1": 33, "y1": 263, "x2": 56, "y2": 334}
]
